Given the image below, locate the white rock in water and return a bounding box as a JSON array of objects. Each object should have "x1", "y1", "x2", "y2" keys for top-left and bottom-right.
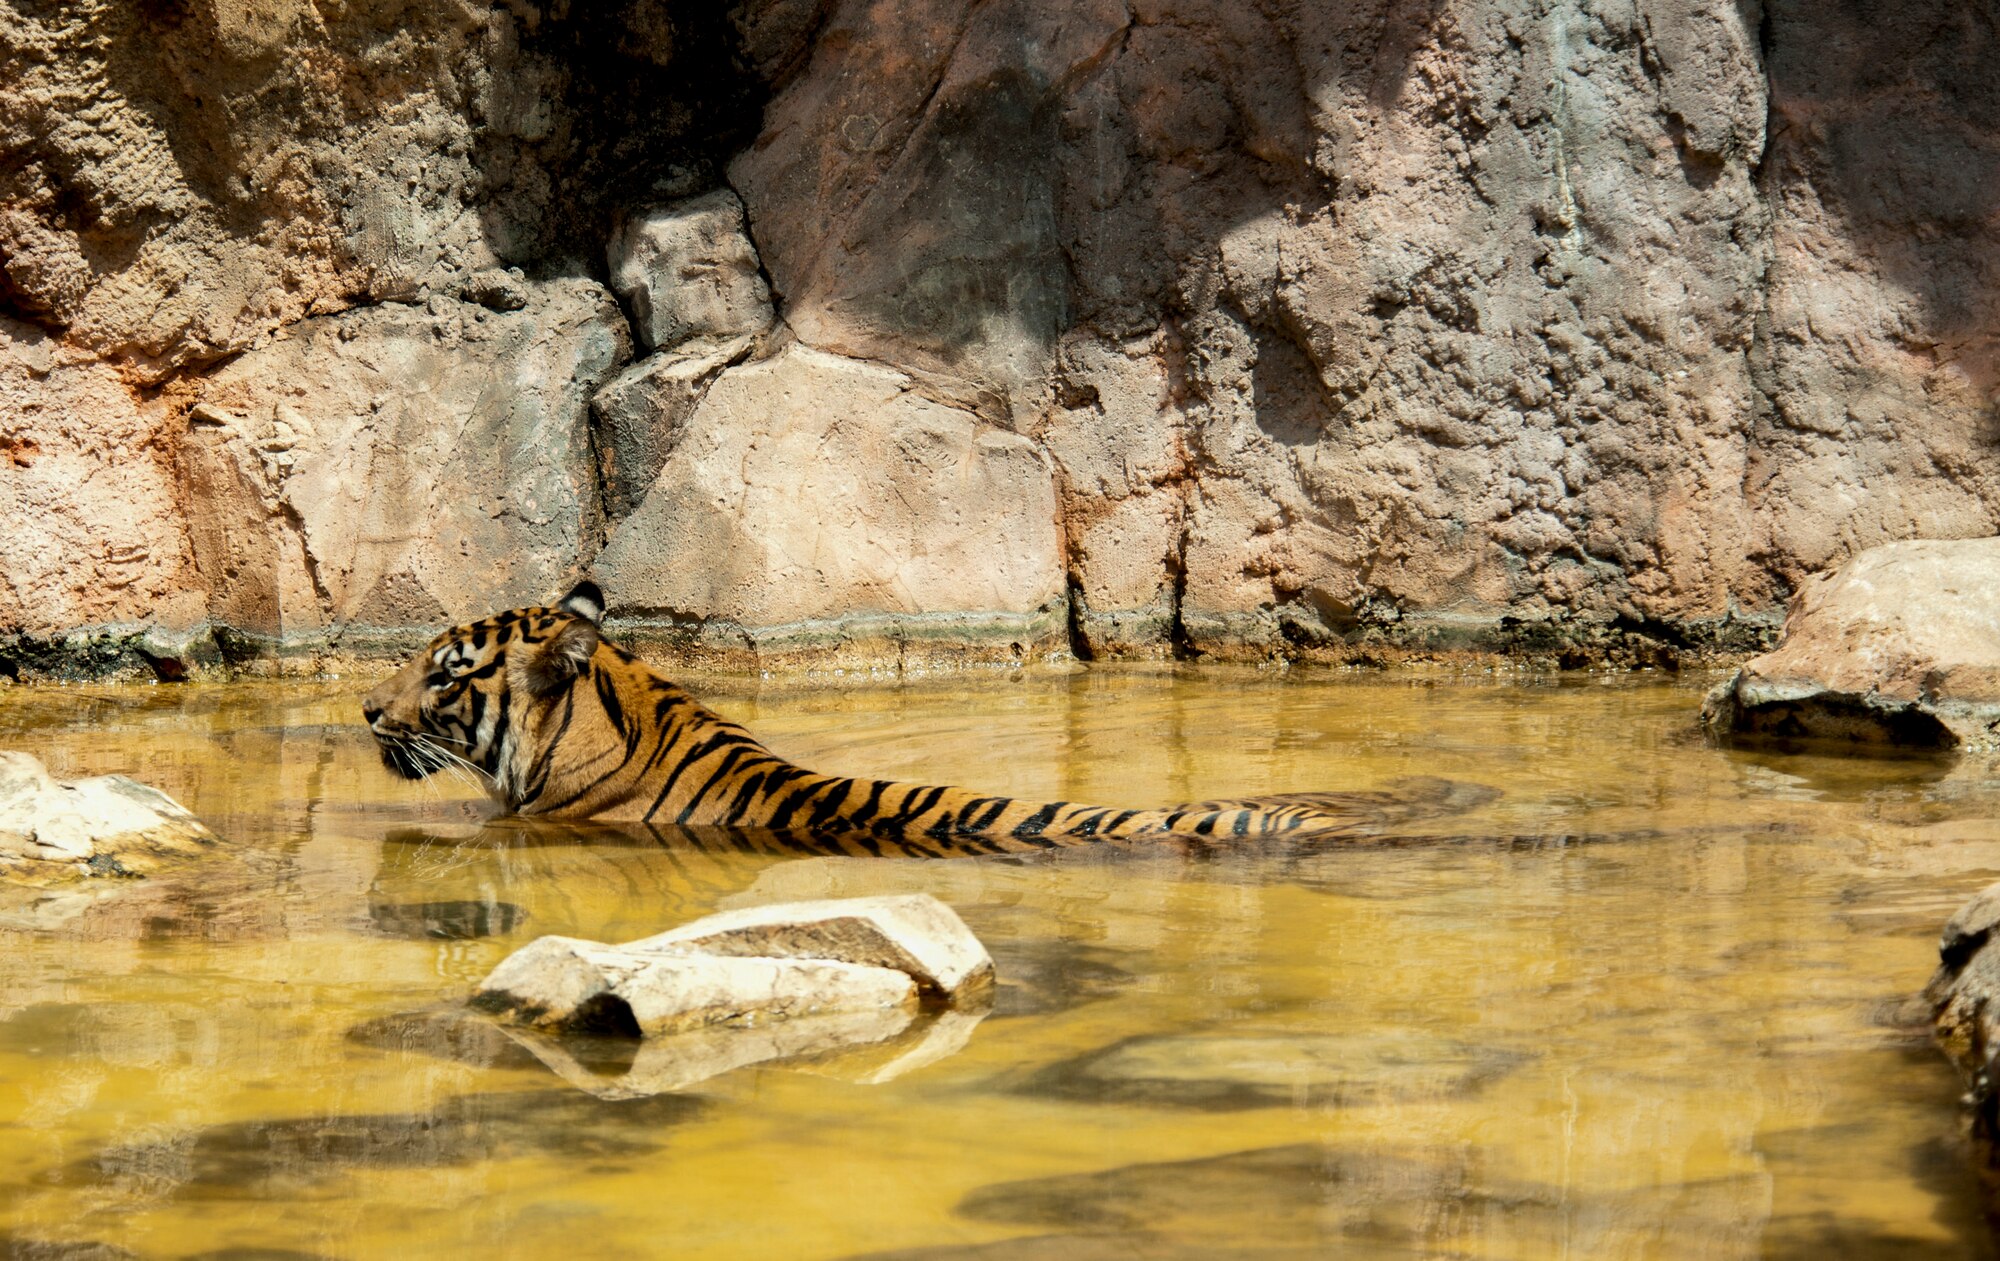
[
  {"x1": 0, "y1": 749, "x2": 214, "y2": 872},
  {"x1": 472, "y1": 934, "x2": 918, "y2": 1037},
  {"x1": 632, "y1": 892, "x2": 996, "y2": 998},
  {"x1": 1703, "y1": 538, "x2": 2000, "y2": 750}
]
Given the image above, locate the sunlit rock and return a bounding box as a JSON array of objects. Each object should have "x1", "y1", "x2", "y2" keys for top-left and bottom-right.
[
  {"x1": 593, "y1": 344, "x2": 1066, "y2": 665},
  {"x1": 0, "y1": 750, "x2": 214, "y2": 877},
  {"x1": 632, "y1": 893, "x2": 995, "y2": 998},
  {"x1": 1703, "y1": 539, "x2": 2000, "y2": 751},
  {"x1": 607, "y1": 189, "x2": 773, "y2": 353},
  {"x1": 472, "y1": 936, "x2": 918, "y2": 1037},
  {"x1": 182, "y1": 278, "x2": 631, "y2": 653},
  {"x1": 469, "y1": 894, "x2": 996, "y2": 1094}
]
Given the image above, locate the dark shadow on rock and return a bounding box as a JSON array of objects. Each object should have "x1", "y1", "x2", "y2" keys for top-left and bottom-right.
[
  {"x1": 469, "y1": 2, "x2": 768, "y2": 278},
  {"x1": 1763, "y1": 0, "x2": 2000, "y2": 407}
]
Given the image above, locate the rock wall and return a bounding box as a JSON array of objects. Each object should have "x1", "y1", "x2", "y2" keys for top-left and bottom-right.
[{"x1": 1, "y1": 0, "x2": 1995, "y2": 676}]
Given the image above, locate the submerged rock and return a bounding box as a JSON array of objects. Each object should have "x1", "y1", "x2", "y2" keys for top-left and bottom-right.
[
  {"x1": 1703, "y1": 539, "x2": 2000, "y2": 751},
  {"x1": 0, "y1": 750, "x2": 214, "y2": 878},
  {"x1": 1926, "y1": 880, "x2": 2000, "y2": 1140},
  {"x1": 471, "y1": 894, "x2": 993, "y2": 1052}
]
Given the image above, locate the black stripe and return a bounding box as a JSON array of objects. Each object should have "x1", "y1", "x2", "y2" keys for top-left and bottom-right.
[
  {"x1": 847, "y1": 780, "x2": 890, "y2": 827},
  {"x1": 806, "y1": 778, "x2": 855, "y2": 829},
  {"x1": 1232, "y1": 810, "x2": 1251, "y2": 836},
  {"x1": 643, "y1": 730, "x2": 748, "y2": 820},
  {"x1": 595, "y1": 667, "x2": 627, "y2": 738},
  {"x1": 720, "y1": 769, "x2": 773, "y2": 825},
  {"x1": 677, "y1": 747, "x2": 771, "y2": 824},
  {"x1": 1012, "y1": 801, "x2": 1065, "y2": 838}
]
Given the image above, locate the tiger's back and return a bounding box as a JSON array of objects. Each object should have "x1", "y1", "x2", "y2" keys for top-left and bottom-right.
[{"x1": 362, "y1": 583, "x2": 1389, "y2": 854}]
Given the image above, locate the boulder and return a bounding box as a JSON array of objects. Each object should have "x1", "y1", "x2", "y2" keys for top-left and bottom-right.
[
  {"x1": 593, "y1": 344, "x2": 1066, "y2": 662},
  {"x1": 1703, "y1": 539, "x2": 2000, "y2": 750},
  {"x1": 632, "y1": 893, "x2": 995, "y2": 997},
  {"x1": 470, "y1": 894, "x2": 992, "y2": 1055},
  {"x1": 181, "y1": 278, "x2": 631, "y2": 650},
  {"x1": 472, "y1": 936, "x2": 917, "y2": 1037},
  {"x1": 607, "y1": 190, "x2": 774, "y2": 352},
  {"x1": 0, "y1": 750, "x2": 214, "y2": 876}
]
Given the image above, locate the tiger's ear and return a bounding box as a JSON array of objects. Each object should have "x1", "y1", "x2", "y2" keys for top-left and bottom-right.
[
  {"x1": 558, "y1": 579, "x2": 604, "y2": 623},
  {"x1": 524, "y1": 619, "x2": 600, "y2": 698}
]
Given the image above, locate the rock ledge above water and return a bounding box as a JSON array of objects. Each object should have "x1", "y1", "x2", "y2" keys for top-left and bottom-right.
[{"x1": 1703, "y1": 539, "x2": 2000, "y2": 751}]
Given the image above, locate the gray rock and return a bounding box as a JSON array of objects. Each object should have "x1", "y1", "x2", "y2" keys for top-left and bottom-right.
[
  {"x1": 181, "y1": 278, "x2": 631, "y2": 649},
  {"x1": 607, "y1": 190, "x2": 774, "y2": 352},
  {"x1": 590, "y1": 334, "x2": 754, "y2": 521},
  {"x1": 1703, "y1": 538, "x2": 2000, "y2": 750},
  {"x1": 0, "y1": 750, "x2": 213, "y2": 876},
  {"x1": 472, "y1": 936, "x2": 918, "y2": 1037},
  {"x1": 634, "y1": 893, "x2": 996, "y2": 998},
  {"x1": 459, "y1": 268, "x2": 530, "y2": 312},
  {"x1": 594, "y1": 344, "x2": 1066, "y2": 665}
]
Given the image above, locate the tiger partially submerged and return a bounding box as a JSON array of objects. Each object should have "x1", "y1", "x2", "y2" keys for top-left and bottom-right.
[{"x1": 361, "y1": 582, "x2": 1390, "y2": 855}]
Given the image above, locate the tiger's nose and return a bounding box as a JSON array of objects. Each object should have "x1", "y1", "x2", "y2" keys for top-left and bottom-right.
[{"x1": 362, "y1": 700, "x2": 384, "y2": 727}]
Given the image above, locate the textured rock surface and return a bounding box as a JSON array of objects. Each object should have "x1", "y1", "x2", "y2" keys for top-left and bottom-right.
[
  {"x1": 1703, "y1": 539, "x2": 2000, "y2": 750},
  {"x1": 182, "y1": 278, "x2": 631, "y2": 656},
  {"x1": 608, "y1": 190, "x2": 773, "y2": 352},
  {"x1": 3, "y1": 0, "x2": 1999, "y2": 674},
  {"x1": 0, "y1": 749, "x2": 214, "y2": 876},
  {"x1": 474, "y1": 935, "x2": 917, "y2": 1036},
  {"x1": 595, "y1": 344, "x2": 1067, "y2": 665},
  {"x1": 631, "y1": 893, "x2": 996, "y2": 997},
  {"x1": 473, "y1": 894, "x2": 992, "y2": 1049}
]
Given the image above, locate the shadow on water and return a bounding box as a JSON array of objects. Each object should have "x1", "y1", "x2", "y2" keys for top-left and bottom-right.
[
  {"x1": 847, "y1": 1142, "x2": 1780, "y2": 1260},
  {"x1": 1012, "y1": 1029, "x2": 1526, "y2": 1113},
  {"x1": 59, "y1": 1090, "x2": 709, "y2": 1202}
]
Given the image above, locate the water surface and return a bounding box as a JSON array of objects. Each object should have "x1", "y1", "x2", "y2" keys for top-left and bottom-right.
[{"x1": 0, "y1": 668, "x2": 1995, "y2": 1258}]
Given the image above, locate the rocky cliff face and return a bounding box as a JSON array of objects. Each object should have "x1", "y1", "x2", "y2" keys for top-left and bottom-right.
[{"x1": 1, "y1": 0, "x2": 1995, "y2": 676}]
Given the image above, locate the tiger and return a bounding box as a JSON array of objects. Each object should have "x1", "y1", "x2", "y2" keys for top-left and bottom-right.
[{"x1": 360, "y1": 581, "x2": 1393, "y2": 856}]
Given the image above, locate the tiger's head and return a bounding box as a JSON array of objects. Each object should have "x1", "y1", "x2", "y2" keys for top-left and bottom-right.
[{"x1": 361, "y1": 580, "x2": 606, "y2": 789}]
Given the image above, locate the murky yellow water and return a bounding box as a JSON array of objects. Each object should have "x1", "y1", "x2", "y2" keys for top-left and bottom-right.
[{"x1": 1, "y1": 668, "x2": 1996, "y2": 1259}]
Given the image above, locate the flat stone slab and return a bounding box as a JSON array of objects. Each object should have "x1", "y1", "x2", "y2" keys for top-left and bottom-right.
[
  {"x1": 631, "y1": 893, "x2": 995, "y2": 998},
  {"x1": 1704, "y1": 538, "x2": 2000, "y2": 751},
  {"x1": 0, "y1": 749, "x2": 214, "y2": 876}
]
